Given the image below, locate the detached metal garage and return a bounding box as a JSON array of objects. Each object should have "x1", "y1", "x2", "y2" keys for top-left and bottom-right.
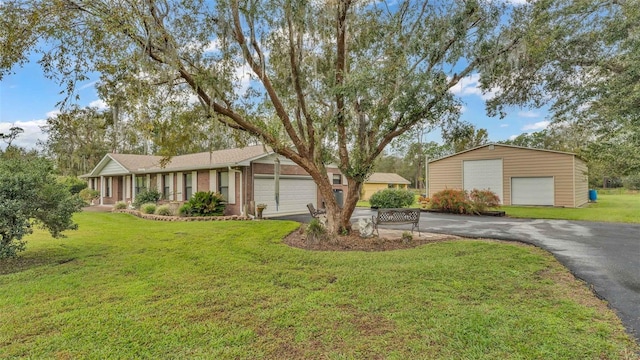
[{"x1": 427, "y1": 144, "x2": 589, "y2": 207}]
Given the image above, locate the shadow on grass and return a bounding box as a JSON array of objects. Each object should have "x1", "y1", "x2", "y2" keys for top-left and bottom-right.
[{"x1": 0, "y1": 248, "x2": 77, "y2": 275}]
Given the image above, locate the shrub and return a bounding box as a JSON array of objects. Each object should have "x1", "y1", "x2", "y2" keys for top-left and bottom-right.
[
  {"x1": 178, "y1": 203, "x2": 192, "y2": 217},
  {"x1": 622, "y1": 174, "x2": 640, "y2": 190},
  {"x1": 430, "y1": 189, "x2": 471, "y2": 214},
  {"x1": 133, "y1": 189, "x2": 161, "y2": 209},
  {"x1": 369, "y1": 188, "x2": 415, "y2": 208},
  {"x1": 58, "y1": 176, "x2": 88, "y2": 195},
  {"x1": 114, "y1": 201, "x2": 127, "y2": 210},
  {"x1": 154, "y1": 204, "x2": 173, "y2": 216},
  {"x1": 185, "y1": 191, "x2": 225, "y2": 216},
  {"x1": 140, "y1": 203, "x2": 157, "y2": 214},
  {"x1": 305, "y1": 218, "x2": 327, "y2": 244},
  {"x1": 430, "y1": 188, "x2": 500, "y2": 215},
  {"x1": 468, "y1": 189, "x2": 501, "y2": 213},
  {"x1": 79, "y1": 188, "x2": 100, "y2": 204}
]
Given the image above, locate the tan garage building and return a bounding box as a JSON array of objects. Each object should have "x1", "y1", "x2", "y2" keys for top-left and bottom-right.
[{"x1": 427, "y1": 144, "x2": 588, "y2": 207}]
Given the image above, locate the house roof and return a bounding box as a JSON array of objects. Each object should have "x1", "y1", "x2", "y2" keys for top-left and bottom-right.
[
  {"x1": 428, "y1": 143, "x2": 580, "y2": 164},
  {"x1": 85, "y1": 145, "x2": 272, "y2": 177},
  {"x1": 366, "y1": 172, "x2": 411, "y2": 184}
]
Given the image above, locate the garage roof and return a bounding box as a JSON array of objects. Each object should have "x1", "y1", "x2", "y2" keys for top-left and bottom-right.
[{"x1": 429, "y1": 143, "x2": 579, "y2": 164}]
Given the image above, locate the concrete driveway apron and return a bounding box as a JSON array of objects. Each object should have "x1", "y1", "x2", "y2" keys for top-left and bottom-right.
[{"x1": 350, "y1": 208, "x2": 640, "y2": 342}]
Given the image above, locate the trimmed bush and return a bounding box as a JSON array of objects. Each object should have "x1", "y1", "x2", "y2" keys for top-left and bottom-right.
[
  {"x1": 369, "y1": 188, "x2": 415, "y2": 209},
  {"x1": 468, "y1": 189, "x2": 501, "y2": 213},
  {"x1": 623, "y1": 174, "x2": 640, "y2": 190},
  {"x1": 430, "y1": 189, "x2": 471, "y2": 214},
  {"x1": 185, "y1": 191, "x2": 225, "y2": 216},
  {"x1": 79, "y1": 188, "x2": 100, "y2": 204},
  {"x1": 114, "y1": 201, "x2": 127, "y2": 210},
  {"x1": 140, "y1": 203, "x2": 157, "y2": 214},
  {"x1": 430, "y1": 188, "x2": 500, "y2": 215},
  {"x1": 154, "y1": 204, "x2": 173, "y2": 216},
  {"x1": 133, "y1": 189, "x2": 161, "y2": 209},
  {"x1": 178, "y1": 203, "x2": 192, "y2": 217}
]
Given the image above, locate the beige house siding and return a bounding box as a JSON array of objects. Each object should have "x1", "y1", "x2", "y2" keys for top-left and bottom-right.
[
  {"x1": 428, "y1": 145, "x2": 584, "y2": 207},
  {"x1": 361, "y1": 183, "x2": 408, "y2": 200},
  {"x1": 574, "y1": 158, "x2": 589, "y2": 207}
]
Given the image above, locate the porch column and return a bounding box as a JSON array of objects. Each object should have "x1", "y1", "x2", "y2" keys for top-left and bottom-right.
[
  {"x1": 100, "y1": 175, "x2": 105, "y2": 205},
  {"x1": 131, "y1": 173, "x2": 136, "y2": 203}
]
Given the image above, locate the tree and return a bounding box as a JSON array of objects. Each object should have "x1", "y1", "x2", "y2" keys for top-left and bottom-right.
[
  {"x1": 442, "y1": 122, "x2": 489, "y2": 153},
  {"x1": 484, "y1": 0, "x2": 640, "y2": 178},
  {"x1": 0, "y1": 150, "x2": 84, "y2": 258},
  {"x1": 0, "y1": 126, "x2": 24, "y2": 147},
  {"x1": 2, "y1": 0, "x2": 530, "y2": 234},
  {"x1": 40, "y1": 107, "x2": 111, "y2": 176}
]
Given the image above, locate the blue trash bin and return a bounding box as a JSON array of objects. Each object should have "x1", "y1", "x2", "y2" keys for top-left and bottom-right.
[{"x1": 588, "y1": 189, "x2": 597, "y2": 202}]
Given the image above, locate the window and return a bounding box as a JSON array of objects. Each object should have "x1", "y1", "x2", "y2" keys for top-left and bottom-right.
[
  {"x1": 184, "y1": 173, "x2": 193, "y2": 200},
  {"x1": 163, "y1": 174, "x2": 171, "y2": 199},
  {"x1": 135, "y1": 176, "x2": 146, "y2": 195},
  {"x1": 333, "y1": 174, "x2": 342, "y2": 185},
  {"x1": 218, "y1": 171, "x2": 229, "y2": 201},
  {"x1": 105, "y1": 177, "x2": 111, "y2": 197}
]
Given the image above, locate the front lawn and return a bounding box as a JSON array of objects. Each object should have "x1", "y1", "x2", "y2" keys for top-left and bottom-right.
[
  {"x1": 504, "y1": 192, "x2": 640, "y2": 223},
  {"x1": 1, "y1": 212, "x2": 637, "y2": 359}
]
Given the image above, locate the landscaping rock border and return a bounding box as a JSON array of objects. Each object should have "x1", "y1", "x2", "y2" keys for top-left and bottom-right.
[{"x1": 113, "y1": 209, "x2": 250, "y2": 221}]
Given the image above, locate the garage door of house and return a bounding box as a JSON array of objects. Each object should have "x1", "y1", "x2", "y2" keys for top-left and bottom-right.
[
  {"x1": 511, "y1": 177, "x2": 554, "y2": 206},
  {"x1": 254, "y1": 176, "x2": 317, "y2": 216},
  {"x1": 463, "y1": 159, "x2": 503, "y2": 203}
]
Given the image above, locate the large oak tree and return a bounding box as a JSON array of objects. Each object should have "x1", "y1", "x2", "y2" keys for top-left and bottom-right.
[{"x1": 1, "y1": 0, "x2": 529, "y2": 233}]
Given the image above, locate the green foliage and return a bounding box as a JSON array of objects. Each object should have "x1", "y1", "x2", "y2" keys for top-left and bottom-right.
[
  {"x1": 430, "y1": 189, "x2": 472, "y2": 214},
  {"x1": 133, "y1": 189, "x2": 161, "y2": 209},
  {"x1": 430, "y1": 189, "x2": 500, "y2": 215},
  {"x1": 0, "y1": 153, "x2": 83, "y2": 258},
  {"x1": 140, "y1": 203, "x2": 157, "y2": 214},
  {"x1": 369, "y1": 189, "x2": 415, "y2": 209},
  {"x1": 78, "y1": 188, "x2": 100, "y2": 204},
  {"x1": 113, "y1": 201, "x2": 127, "y2": 210},
  {"x1": 468, "y1": 189, "x2": 501, "y2": 213},
  {"x1": 154, "y1": 205, "x2": 173, "y2": 216},
  {"x1": 177, "y1": 204, "x2": 192, "y2": 217},
  {"x1": 622, "y1": 174, "x2": 640, "y2": 190},
  {"x1": 305, "y1": 219, "x2": 327, "y2": 244},
  {"x1": 184, "y1": 191, "x2": 225, "y2": 217},
  {"x1": 58, "y1": 176, "x2": 87, "y2": 195}
]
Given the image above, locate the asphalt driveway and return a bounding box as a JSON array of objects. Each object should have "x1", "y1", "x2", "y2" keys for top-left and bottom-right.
[{"x1": 277, "y1": 209, "x2": 640, "y2": 341}]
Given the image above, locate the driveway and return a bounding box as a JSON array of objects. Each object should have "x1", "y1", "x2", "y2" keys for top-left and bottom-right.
[{"x1": 277, "y1": 209, "x2": 640, "y2": 341}]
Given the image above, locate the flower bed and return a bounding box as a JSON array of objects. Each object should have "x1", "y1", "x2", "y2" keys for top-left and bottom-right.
[{"x1": 113, "y1": 209, "x2": 250, "y2": 221}]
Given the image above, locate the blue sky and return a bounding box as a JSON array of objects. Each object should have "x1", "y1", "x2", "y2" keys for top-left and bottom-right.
[{"x1": 1, "y1": 55, "x2": 550, "y2": 151}]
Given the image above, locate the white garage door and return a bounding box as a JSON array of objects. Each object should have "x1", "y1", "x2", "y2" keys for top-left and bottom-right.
[
  {"x1": 254, "y1": 176, "x2": 317, "y2": 216},
  {"x1": 512, "y1": 177, "x2": 554, "y2": 206},
  {"x1": 463, "y1": 159, "x2": 503, "y2": 203}
]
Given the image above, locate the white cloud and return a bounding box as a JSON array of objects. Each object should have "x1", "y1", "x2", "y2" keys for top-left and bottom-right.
[
  {"x1": 0, "y1": 119, "x2": 47, "y2": 150},
  {"x1": 449, "y1": 74, "x2": 500, "y2": 101},
  {"x1": 46, "y1": 109, "x2": 61, "y2": 119},
  {"x1": 89, "y1": 99, "x2": 108, "y2": 109},
  {"x1": 517, "y1": 110, "x2": 539, "y2": 118},
  {"x1": 500, "y1": 123, "x2": 509, "y2": 128},
  {"x1": 522, "y1": 120, "x2": 549, "y2": 131},
  {"x1": 509, "y1": 134, "x2": 518, "y2": 140}
]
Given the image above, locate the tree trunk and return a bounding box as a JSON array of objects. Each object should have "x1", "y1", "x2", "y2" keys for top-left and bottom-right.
[{"x1": 310, "y1": 170, "x2": 362, "y2": 235}]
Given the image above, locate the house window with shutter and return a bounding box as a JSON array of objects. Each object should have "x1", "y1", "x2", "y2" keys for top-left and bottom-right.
[
  {"x1": 135, "y1": 176, "x2": 146, "y2": 195},
  {"x1": 184, "y1": 173, "x2": 193, "y2": 200},
  {"x1": 333, "y1": 174, "x2": 342, "y2": 185},
  {"x1": 218, "y1": 171, "x2": 229, "y2": 200},
  {"x1": 163, "y1": 174, "x2": 171, "y2": 199}
]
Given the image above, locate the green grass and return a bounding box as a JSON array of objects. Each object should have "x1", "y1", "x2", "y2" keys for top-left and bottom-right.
[
  {"x1": 1, "y1": 212, "x2": 637, "y2": 359},
  {"x1": 504, "y1": 193, "x2": 640, "y2": 223}
]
